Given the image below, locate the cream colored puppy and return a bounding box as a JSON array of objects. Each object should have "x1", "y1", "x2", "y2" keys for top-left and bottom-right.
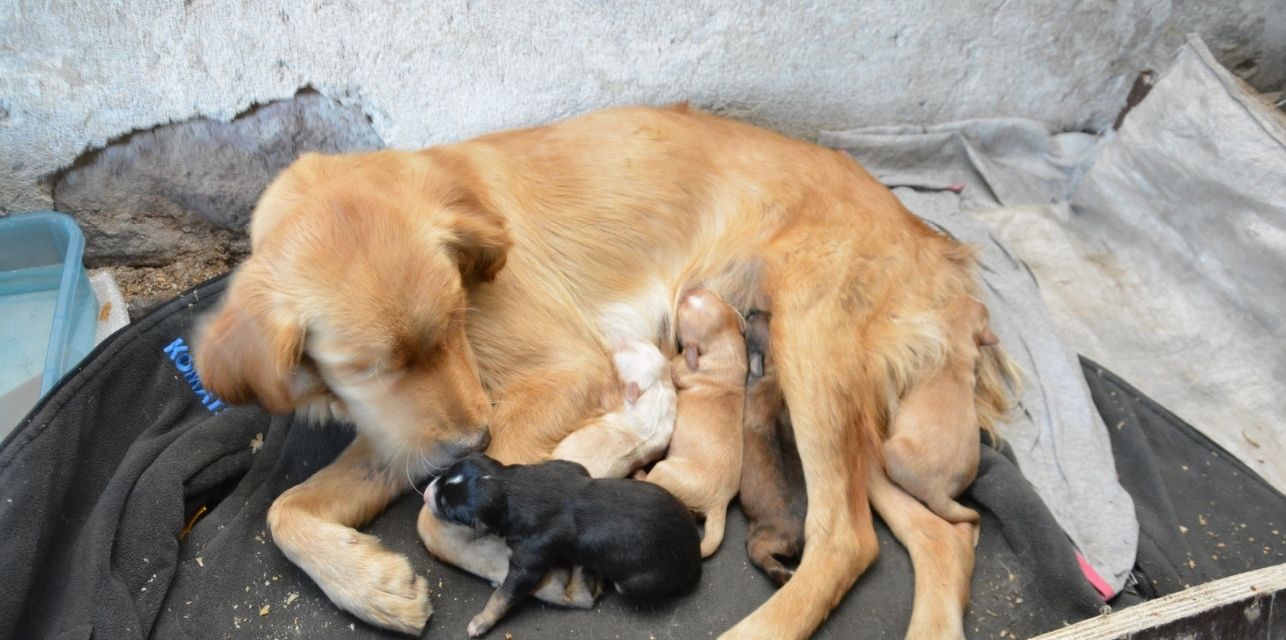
[{"x1": 553, "y1": 339, "x2": 677, "y2": 478}]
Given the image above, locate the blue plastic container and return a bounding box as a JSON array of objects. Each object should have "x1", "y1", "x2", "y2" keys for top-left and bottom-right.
[{"x1": 0, "y1": 212, "x2": 98, "y2": 431}]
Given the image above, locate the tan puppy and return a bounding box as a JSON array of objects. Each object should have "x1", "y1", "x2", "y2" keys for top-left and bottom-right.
[
  {"x1": 552, "y1": 339, "x2": 677, "y2": 478},
  {"x1": 883, "y1": 297, "x2": 1001, "y2": 536},
  {"x1": 642, "y1": 289, "x2": 745, "y2": 558},
  {"x1": 739, "y1": 312, "x2": 806, "y2": 585}
]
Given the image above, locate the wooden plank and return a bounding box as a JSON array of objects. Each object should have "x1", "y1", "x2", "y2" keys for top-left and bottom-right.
[{"x1": 1032, "y1": 564, "x2": 1286, "y2": 639}]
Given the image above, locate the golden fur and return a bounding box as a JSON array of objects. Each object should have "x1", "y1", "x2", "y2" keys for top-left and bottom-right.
[
  {"x1": 641, "y1": 289, "x2": 746, "y2": 557},
  {"x1": 194, "y1": 104, "x2": 1016, "y2": 638}
]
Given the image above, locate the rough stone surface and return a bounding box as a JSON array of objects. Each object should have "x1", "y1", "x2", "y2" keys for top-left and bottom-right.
[
  {"x1": 1163, "y1": 0, "x2": 1286, "y2": 88},
  {"x1": 2, "y1": 0, "x2": 1282, "y2": 222},
  {"x1": 50, "y1": 91, "x2": 383, "y2": 267}
]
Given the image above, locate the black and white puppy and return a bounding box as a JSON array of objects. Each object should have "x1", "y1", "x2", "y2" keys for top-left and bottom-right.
[{"x1": 426, "y1": 454, "x2": 703, "y2": 637}]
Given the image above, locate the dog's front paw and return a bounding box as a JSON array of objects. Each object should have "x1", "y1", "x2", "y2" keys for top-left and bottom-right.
[
  {"x1": 355, "y1": 544, "x2": 432, "y2": 634},
  {"x1": 467, "y1": 611, "x2": 497, "y2": 638},
  {"x1": 286, "y1": 527, "x2": 432, "y2": 635}
]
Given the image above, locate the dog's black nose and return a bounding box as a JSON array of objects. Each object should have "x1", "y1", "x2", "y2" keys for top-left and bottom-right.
[{"x1": 441, "y1": 428, "x2": 491, "y2": 462}]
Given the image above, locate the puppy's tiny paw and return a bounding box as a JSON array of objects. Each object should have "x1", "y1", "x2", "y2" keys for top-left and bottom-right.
[
  {"x1": 767, "y1": 567, "x2": 794, "y2": 586},
  {"x1": 562, "y1": 568, "x2": 602, "y2": 608},
  {"x1": 467, "y1": 613, "x2": 495, "y2": 638}
]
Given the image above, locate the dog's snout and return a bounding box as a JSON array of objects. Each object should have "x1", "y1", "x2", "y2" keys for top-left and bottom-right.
[
  {"x1": 473, "y1": 428, "x2": 492, "y2": 452},
  {"x1": 439, "y1": 427, "x2": 491, "y2": 462}
]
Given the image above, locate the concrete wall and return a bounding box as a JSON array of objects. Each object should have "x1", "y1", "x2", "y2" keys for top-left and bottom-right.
[{"x1": 1, "y1": 0, "x2": 1281, "y2": 232}]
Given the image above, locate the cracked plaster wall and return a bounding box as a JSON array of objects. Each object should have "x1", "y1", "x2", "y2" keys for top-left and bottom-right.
[{"x1": 1, "y1": 0, "x2": 1282, "y2": 232}]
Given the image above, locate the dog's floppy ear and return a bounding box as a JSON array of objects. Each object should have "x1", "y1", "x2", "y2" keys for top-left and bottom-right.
[
  {"x1": 194, "y1": 264, "x2": 305, "y2": 414},
  {"x1": 445, "y1": 188, "x2": 512, "y2": 284}
]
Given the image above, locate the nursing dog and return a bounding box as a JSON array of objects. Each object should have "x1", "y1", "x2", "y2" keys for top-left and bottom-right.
[
  {"x1": 426, "y1": 455, "x2": 701, "y2": 637},
  {"x1": 194, "y1": 104, "x2": 1016, "y2": 638}
]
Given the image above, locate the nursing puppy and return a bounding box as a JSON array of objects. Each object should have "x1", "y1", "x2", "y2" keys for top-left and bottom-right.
[
  {"x1": 642, "y1": 289, "x2": 746, "y2": 557},
  {"x1": 883, "y1": 296, "x2": 1000, "y2": 534},
  {"x1": 427, "y1": 455, "x2": 701, "y2": 637},
  {"x1": 552, "y1": 339, "x2": 677, "y2": 478},
  {"x1": 739, "y1": 312, "x2": 807, "y2": 585}
]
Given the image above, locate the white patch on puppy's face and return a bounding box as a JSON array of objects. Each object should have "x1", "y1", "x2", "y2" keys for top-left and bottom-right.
[{"x1": 445, "y1": 474, "x2": 464, "y2": 486}]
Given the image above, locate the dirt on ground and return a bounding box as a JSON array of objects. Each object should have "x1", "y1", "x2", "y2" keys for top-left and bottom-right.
[{"x1": 105, "y1": 243, "x2": 244, "y2": 319}]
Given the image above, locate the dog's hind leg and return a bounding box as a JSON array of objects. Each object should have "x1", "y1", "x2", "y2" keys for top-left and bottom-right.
[
  {"x1": 868, "y1": 461, "x2": 973, "y2": 640},
  {"x1": 721, "y1": 302, "x2": 882, "y2": 640}
]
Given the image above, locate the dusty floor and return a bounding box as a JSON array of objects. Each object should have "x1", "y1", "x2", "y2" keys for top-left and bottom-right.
[{"x1": 104, "y1": 244, "x2": 242, "y2": 319}]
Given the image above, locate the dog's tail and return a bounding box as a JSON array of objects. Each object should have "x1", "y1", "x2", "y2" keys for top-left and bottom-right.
[
  {"x1": 700, "y1": 506, "x2": 728, "y2": 558},
  {"x1": 974, "y1": 342, "x2": 1021, "y2": 444}
]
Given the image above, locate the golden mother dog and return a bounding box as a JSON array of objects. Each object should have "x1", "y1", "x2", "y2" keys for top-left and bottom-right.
[{"x1": 194, "y1": 105, "x2": 1013, "y2": 639}]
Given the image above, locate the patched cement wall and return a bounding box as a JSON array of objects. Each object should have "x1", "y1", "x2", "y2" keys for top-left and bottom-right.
[
  {"x1": 51, "y1": 91, "x2": 382, "y2": 267},
  {"x1": 1, "y1": 1, "x2": 1282, "y2": 272}
]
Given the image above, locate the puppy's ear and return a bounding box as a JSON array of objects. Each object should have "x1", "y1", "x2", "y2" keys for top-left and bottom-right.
[
  {"x1": 466, "y1": 471, "x2": 508, "y2": 531},
  {"x1": 683, "y1": 340, "x2": 702, "y2": 370},
  {"x1": 440, "y1": 491, "x2": 482, "y2": 529},
  {"x1": 968, "y1": 298, "x2": 998, "y2": 346},
  {"x1": 445, "y1": 189, "x2": 512, "y2": 284},
  {"x1": 194, "y1": 264, "x2": 305, "y2": 414},
  {"x1": 625, "y1": 382, "x2": 641, "y2": 404},
  {"x1": 472, "y1": 454, "x2": 505, "y2": 477}
]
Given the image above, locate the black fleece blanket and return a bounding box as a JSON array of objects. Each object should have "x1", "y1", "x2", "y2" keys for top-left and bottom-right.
[{"x1": 2, "y1": 275, "x2": 1283, "y2": 640}]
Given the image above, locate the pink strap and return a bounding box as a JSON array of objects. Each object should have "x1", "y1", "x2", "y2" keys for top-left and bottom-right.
[{"x1": 1076, "y1": 550, "x2": 1115, "y2": 600}]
